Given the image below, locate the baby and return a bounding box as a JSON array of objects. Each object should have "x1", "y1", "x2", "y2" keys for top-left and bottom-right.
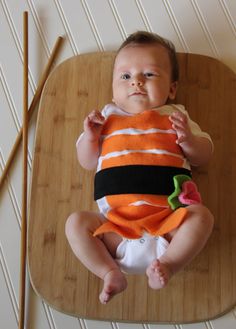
[{"x1": 65, "y1": 31, "x2": 214, "y2": 304}]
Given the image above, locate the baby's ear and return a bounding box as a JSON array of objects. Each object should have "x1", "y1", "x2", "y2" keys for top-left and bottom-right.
[{"x1": 169, "y1": 81, "x2": 178, "y2": 100}]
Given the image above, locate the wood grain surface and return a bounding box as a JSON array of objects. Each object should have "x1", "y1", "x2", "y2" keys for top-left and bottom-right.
[{"x1": 28, "y1": 52, "x2": 236, "y2": 323}]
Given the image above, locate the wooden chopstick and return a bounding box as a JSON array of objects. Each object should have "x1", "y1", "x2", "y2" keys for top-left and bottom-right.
[
  {"x1": 18, "y1": 11, "x2": 28, "y2": 329},
  {"x1": 0, "y1": 36, "x2": 63, "y2": 191}
]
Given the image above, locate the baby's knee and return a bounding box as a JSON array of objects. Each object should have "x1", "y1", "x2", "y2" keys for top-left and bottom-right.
[
  {"x1": 65, "y1": 212, "x2": 80, "y2": 240},
  {"x1": 65, "y1": 211, "x2": 102, "y2": 240},
  {"x1": 65, "y1": 211, "x2": 87, "y2": 239},
  {"x1": 189, "y1": 204, "x2": 214, "y2": 230}
]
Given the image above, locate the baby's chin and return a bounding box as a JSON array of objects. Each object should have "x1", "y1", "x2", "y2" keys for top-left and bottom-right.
[
  {"x1": 112, "y1": 102, "x2": 151, "y2": 115},
  {"x1": 124, "y1": 108, "x2": 147, "y2": 114},
  {"x1": 117, "y1": 105, "x2": 162, "y2": 115},
  {"x1": 112, "y1": 100, "x2": 167, "y2": 115}
]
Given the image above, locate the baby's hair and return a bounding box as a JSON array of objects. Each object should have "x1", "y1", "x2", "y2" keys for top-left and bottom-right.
[{"x1": 117, "y1": 31, "x2": 179, "y2": 82}]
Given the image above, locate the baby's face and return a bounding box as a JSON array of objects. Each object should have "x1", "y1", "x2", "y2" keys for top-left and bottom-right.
[{"x1": 112, "y1": 44, "x2": 177, "y2": 114}]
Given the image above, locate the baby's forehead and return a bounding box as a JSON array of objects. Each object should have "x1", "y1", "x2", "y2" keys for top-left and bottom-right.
[{"x1": 113, "y1": 44, "x2": 170, "y2": 71}]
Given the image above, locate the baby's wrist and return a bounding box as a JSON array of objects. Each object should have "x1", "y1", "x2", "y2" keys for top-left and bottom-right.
[
  {"x1": 84, "y1": 131, "x2": 100, "y2": 143},
  {"x1": 179, "y1": 135, "x2": 199, "y2": 156}
]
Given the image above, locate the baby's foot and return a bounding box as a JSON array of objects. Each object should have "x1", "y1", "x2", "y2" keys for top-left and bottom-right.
[
  {"x1": 146, "y1": 259, "x2": 172, "y2": 290},
  {"x1": 99, "y1": 269, "x2": 127, "y2": 304}
]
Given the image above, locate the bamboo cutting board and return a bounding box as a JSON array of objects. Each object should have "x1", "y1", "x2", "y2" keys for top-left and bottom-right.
[{"x1": 28, "y1": 52, "x2": 236, "y2": 323}]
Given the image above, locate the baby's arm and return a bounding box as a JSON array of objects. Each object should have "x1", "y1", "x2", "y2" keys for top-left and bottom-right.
[
  {"x1": 169, "y1": 111, "x2": 212, "y2": 166},
  {"x1": 77, "y1": 110, "x2": 105, "y2": 170}
]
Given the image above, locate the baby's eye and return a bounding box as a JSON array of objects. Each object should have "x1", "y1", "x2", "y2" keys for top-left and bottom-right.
[
  {"x1": 121, "y1": 73, "x2": 131, "y2": 80},
  {"x1": 144, "y1": 72, "x2": 155, "y2": 77}
]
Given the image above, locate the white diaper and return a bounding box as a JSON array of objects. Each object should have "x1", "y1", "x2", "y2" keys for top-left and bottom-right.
[{"x1": 115, "y1": 233, "x2": 169, "y2": 274}]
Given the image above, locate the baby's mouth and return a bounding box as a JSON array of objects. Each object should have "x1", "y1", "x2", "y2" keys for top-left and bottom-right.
[{"x1": 129, "y1": 90, "x2": 147, "y2": 96}]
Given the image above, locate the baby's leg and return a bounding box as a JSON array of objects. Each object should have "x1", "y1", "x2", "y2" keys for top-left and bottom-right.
[
  {"x1": 65, "y1": 211, "x2": 126, "y2": 303},
  {"x1": 146, "y1": 204, "x2": 214, "y2": 289}
]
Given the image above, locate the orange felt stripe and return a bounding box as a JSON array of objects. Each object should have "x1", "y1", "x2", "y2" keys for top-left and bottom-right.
[
  {"x1": 134, "y1": 207, "x2": 173, "y2": 228},
  {"x1": 148, "y1": 207, "x2": 188, "y2": 236},
  {"x1": 101, "y1": 153, "x2": 184, "y2": 169},
  {"x1": 106, "y1": 194, "x2": 169, "y2": 208},
  {"x1": 93, "y1": 206, "x2": 187, "y2": 239},
  {"x1": 102, "y1": 110, "x2": 172, "y2": 135},
  {"x1": 94, "y1": 221, "x2": 143, "y2": 239},
  {"x1": 101, "y1": 133, "x2": 180, "y2": 156},
  {"x1": 108, "y1": 204, "x2": 167, "y2": 220}
]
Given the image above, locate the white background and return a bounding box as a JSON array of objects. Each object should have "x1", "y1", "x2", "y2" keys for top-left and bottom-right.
[{"x1": 1, "y1": 0, "x2": 236, "y2": 328}]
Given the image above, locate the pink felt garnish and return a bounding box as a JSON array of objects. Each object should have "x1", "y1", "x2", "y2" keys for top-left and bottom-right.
[{"x1": 178, "y1": 181, "x2": 202, "y2": 205}]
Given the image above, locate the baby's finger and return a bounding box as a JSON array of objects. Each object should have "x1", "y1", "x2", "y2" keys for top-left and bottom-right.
[
  {"x1": 176, "y1": 134, "x2": 187, "y2": 144},
  {"x1": 169, "y1": 112, "x2": 187, "y2": 125},
  {"x1": 88, "y1": 110, "x2": 105, "y2": 124},
  {"x1": 171, "y1": 121, "x2": 186, "y2": 131}
]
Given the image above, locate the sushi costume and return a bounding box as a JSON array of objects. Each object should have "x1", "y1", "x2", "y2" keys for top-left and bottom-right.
[{"x1": 77, "y1": 103, "x2": 212, "y2": 274}]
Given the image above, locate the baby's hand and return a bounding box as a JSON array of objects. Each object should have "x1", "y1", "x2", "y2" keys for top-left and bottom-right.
[
  {"x1": 169, "y1": 111, "x2": 194, "y2": 145},
  {"x1": 84, "y1": 110, "x2": 105, "y2": 141}
]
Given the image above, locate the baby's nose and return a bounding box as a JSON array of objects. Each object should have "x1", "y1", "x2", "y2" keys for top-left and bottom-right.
[{"x1": 131, "y1": 75, "x2": 144, "y2": 86}]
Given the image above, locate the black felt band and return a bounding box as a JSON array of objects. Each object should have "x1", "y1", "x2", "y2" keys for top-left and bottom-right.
[{"x1": 94, "y1": 165, "x2": 192, "y2": 200}]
